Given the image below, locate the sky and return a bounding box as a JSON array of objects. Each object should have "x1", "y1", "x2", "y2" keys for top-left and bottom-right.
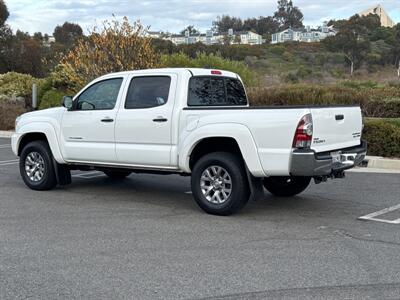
[{"x1": 6, "y1": 0, "x2": 400, "y2": 35}]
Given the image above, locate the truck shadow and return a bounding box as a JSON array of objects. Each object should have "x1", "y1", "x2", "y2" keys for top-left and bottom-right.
[{"x1": 58, "y1": 172, "x2": 331, "y2": 217}]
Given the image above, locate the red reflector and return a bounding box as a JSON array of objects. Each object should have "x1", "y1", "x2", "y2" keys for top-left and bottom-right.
[{"x1": 211, "y1": 70, "x2": 222, "y2": 75}]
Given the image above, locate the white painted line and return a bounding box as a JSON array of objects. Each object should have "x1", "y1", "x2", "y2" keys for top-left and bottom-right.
[
  {"x1": 185, "y1": 191, "x2": 192, "y2": 194},
  {"x1": 0, "y1": 144, "x2": 11, "y2": 148},
  {"x1": 0, "y1": 161, "x2": 19, "y2": 166},
  {"x1": 72, "y1": 171, "x2": 104, "y2": 179},
  {"x1": 359, "y1": 204, "x2": 400, "y2": 224},
  {"x1": 0, "y1": 159, "x2": 19, "y2": 164}
]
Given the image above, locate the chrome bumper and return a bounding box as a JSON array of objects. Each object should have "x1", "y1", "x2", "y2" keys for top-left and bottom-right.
[{"x1": 290, "y1": 141, "x2": 367, "y2": 177}]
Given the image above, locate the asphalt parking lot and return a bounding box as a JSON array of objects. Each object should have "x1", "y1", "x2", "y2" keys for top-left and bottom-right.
[{"x1": 1, "y1": 137, "x2": 400, "y2": 299}]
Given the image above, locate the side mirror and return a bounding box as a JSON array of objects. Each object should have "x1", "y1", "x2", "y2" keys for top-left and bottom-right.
[{"x1": 62, "y1": 96, "x2": 73, "y2": 110}]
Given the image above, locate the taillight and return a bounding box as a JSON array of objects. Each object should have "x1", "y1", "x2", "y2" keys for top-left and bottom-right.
[
  {"x1": 211, "y1": 70, "x2": 222, "y2": 75},
  {"x1": 293, "y1": 114, "x2": 313, "y2": 149}
]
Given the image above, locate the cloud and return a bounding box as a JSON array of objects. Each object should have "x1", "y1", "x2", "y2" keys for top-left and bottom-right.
[{"x1": 5, "y1": 0, "x2": 400, "y2": 35}]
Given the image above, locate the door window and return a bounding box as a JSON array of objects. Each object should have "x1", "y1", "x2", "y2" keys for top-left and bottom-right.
[
  {"x1": 125, "y1": 76, "x2": 171, "y2": 109},
  {"x1": 76, "y1": 78, "x2": 123, "y2": 110}
]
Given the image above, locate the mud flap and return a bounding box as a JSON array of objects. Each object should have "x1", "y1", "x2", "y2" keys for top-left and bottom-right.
[
  {"x1": 245, "y1": 166, "x2": 264, "y2": 201},
  {"x1": 53, "y1": 159, "x2": 71, "y2": 186}
]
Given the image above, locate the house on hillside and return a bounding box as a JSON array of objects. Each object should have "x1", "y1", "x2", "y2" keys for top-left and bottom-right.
[
  {"x1": 271, "y1": 23, "x2": 336, "y2": 44},
  {"x1": 161, "y1": 29, "x2": 264, "y2": 46},
  {"x1": 360, "y1": 4, "x2": 395, "y2": 28}
]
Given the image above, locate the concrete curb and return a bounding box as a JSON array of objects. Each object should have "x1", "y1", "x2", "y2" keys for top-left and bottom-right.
[
  {"x1": 364, "y1": 156, "x2": 400, "y2": 171},
  {"x1": 0, "y1": 131, "x2": 13, "y2": 138}
]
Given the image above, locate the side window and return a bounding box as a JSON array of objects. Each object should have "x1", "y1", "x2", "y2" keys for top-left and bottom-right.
[
  {"x1": 188, "y1": 77, "x2": 211, "y2": 106},
  {"x1": 188, "y1": 77, "x2": 247, "y2": 106},
  {"x1": 125, "y1": 76, "x2": 171, "y2": 109},
  {"x1": 76, "y1": 78, "x2": 123, "y2": 110}
]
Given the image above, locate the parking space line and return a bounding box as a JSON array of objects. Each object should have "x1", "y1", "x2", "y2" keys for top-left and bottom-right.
[
  {"x1": 358, "y1": 204, "x2": 400, "y2": 224},
  {"x1": 72, "y1": 171, "x2": 105, "y2": 179},
  {"x1": 0, "y1": 159, "x2": 19, "y2": 166},
  {"x1": 0, "y1": 145, "x2": 11, "y2": 148}
]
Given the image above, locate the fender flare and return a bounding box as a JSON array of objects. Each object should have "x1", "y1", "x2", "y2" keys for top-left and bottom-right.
[
  {"x1": 17, "y1": 122, "x2": 65, "y2": 164},
  {"x1": 179, "y1": 123, "x2": 265, "y2": 177}
]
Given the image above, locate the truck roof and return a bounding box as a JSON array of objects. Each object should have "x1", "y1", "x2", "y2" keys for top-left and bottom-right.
[{"x1": 99, "y1": 68, "x2": 239, "y2": 80}]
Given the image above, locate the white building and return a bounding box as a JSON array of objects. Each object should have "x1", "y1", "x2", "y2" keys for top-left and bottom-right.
[
  {"x1": 360, "y1": 4, "x2": 395, "y2": 28},
  {"x1": 159, "y1": 29, "x2": 264, "y2": 46},
  {"x1": 271, "y1": 24, "x2": 336, "y2": 44}
]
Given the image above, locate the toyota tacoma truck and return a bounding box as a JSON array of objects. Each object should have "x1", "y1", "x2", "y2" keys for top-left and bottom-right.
[{"x1": 12, "y1": 68, "x2": 367, "y2": 215}]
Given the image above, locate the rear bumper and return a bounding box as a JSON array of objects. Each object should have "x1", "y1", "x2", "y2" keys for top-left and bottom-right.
[{"x1": 290, "y1": 141, "x2": 367, "y2": 177}]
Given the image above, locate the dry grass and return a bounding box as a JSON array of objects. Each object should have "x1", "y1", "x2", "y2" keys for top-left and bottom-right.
[{"x1": 0, "y1": 100, "x2": 27, "y2": 130}]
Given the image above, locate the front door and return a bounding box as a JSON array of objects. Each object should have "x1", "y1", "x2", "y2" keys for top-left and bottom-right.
[
  {"x1": 115, "y1": 74, "x2": 177, "y2": 167},
  {"x1": 60, "y1": 77, "x2": 125, "y2": 163}
]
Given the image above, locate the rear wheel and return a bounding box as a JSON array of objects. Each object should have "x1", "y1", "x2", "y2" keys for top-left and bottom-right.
[
  {"x1": 103, "y1": 170, "x2": 131, "y2": 179},
  {"x1": 191, "y1": 152, "x2": 249, "y2": 216},
  {"x1": 20, "y1": 140, "x2": 57, "y2": 191},
  {"x1": 263, "y1": 176, "x2": 311, "y2": 197}
]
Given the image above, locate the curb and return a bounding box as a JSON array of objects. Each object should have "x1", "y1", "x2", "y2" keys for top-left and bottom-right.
[
  {"x1": 364, "y1": 156, "x2": 400, "y2": 171},
  {"x1": 0, "y1": 131, "x2": 14, "y2": 138}
]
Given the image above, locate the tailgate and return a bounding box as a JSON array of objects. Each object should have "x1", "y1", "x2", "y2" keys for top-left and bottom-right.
[{"x1": 310, "y1": 106, "x2": 362, "y2": 153}]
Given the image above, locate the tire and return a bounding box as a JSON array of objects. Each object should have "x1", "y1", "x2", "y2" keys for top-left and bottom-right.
[
  {"x1": 19, "y1": 140, "x2": 57, "y2": 191},
  {"x1": 263, "y1": 176, "x2": 311, "y2": 197},
  {"x1": 103, "y1": 170, "x2": 131, "y2": 179},
  {"x1": 191, "y1": 152, "x2": 249, "y2": 216}
]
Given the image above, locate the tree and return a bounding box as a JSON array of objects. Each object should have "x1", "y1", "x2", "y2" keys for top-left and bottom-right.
[
  {"x1": 0, "y1": 0, "x2": 9, "y2": 27},
  {"x1": 54, "y1": 17, "x2": 158, "y2": 92},
  {"x1": 274, "y1": 0, "x2": 304, "y2": 30},
  {"x1": 323, "y1": 15, "x2": 376, "y2": 76},
  {"x1": 53, "y1": 22, "x2": 83, "y2": 45},
  {"x1": 257, "y1": 16, "x2": 279, "y2": 36},
  {"x1": 180, "y1": 25, "x2": 199, "y2": 36},
  {"x1": 213, "y1": 15, "x2": 243, "y2": 33}
]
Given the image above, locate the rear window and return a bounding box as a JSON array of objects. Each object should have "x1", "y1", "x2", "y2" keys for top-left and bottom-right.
[{"x1": 188, "y1": 76, "x2": 247, "y2": 106}]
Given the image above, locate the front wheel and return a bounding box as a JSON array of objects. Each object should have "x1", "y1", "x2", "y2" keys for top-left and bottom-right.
[
  {"x1": 19, "y1": 140, "x2": 57, "y2": 191},
  {"x1": 263, "y1": 176, "x2": 311, "y2": 197},
  {"x1": 191, "y1": 152, "x2": 249, "y2": 216}
]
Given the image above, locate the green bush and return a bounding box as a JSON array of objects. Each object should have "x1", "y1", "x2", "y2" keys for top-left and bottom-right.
[
  {"x1": 160, "y1": 52, "x2": 255, "y2": 86},
  {"x1": 39, "y1": 89, "x2": 64, "y2": 109},
  {"x1": 282, "y1": 51, "x2": 294, "y2": 62},
  {"x1": 269, "y1": 45, "x2": 286, "y2": 56},
  {"x1": 363, "y1": 119, "x2": 400, "y2": 157},
  {"x1": 247, "y1": 85, "x2": 400, "y2": 118},
  {"x1": 0, "y1": 72, "x2": 43, "y2": 102},
  {"x1": 341, "y1": 80, "x2": 379, "y2": 89},
  {"x1": 296, "y1": 66, "x2": 313, "y2": 79},
  {"x1": 284, "y1": 73, "x2": 299, "y2": 83}
]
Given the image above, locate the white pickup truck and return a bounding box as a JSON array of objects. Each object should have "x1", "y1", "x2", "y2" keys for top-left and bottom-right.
[{"x1": 12, "y1": 68, "x2": 367, "y2": 215}]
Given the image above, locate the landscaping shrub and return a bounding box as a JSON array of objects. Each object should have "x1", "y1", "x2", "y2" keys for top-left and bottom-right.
[
  {"x1": 247, "y1": 85, "x2": 400, "y2": 118},
  {"x1": 39, "y1": 89, "x2": 64, "y2": 109},
  {"x1": 0, "y1": 72, "x2": 43, "y2": 106},
  {"x1": 363, "y1": 119, "x2": 400, "y2": 157},
  {"x1": 160, "y1": 52, "x2": 255, "y2": 86}
]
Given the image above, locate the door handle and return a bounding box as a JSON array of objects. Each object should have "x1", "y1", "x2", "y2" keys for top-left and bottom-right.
[
  {"x1": 153, "y1": 117, "x2": 168, "y2": 123},
  {"x1": 101, "y1": 118, "x2": 114, "y2": 123},
  {"x1": 335, "y1": 114, "x2": 344, "y2": 121}
]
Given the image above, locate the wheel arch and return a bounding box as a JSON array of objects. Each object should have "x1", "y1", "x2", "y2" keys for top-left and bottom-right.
[
  {"x1": 16, "y1": 123, "x2": 65, "y2": 163},
  {"x1": 179, "y1": 123, "x2": 265, "y2": 177}
]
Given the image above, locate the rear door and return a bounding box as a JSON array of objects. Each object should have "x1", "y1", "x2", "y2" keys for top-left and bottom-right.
[
  {"x1": 310, "y1": 106, "x2": 362, "y2": 153},
  {"x1": 114, "y1": 74, "x2": 177, "y2": 167}
]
